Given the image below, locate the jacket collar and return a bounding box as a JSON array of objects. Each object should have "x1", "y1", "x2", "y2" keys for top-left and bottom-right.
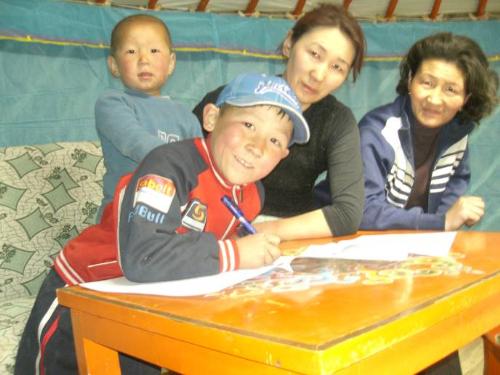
[{"x1": 195, "y1": 137, "x2": 243, "y2": 191}]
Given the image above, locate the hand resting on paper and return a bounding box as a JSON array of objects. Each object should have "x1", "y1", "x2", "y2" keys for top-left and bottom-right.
[
  {"x1": 445, "y1": 196, "x2": 485, "y2": 231},
  {"x1": 236, "y1": 233, "x2": 282, "y2": 268}
]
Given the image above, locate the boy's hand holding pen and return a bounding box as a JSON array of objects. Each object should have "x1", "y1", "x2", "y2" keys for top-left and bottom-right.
[
  {"x1": 222, "y1": 195, "x2": 281, "y2": 268},
  {"x1": 236, "y1": 233, "x2": 281, "y2": 268}
]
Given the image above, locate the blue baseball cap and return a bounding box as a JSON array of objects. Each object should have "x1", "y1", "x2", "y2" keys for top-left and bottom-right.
[{"x1": 215, "y1": 73, "x2": 310, "y2": 145}]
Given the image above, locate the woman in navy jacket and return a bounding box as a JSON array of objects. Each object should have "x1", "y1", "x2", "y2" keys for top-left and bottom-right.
[{"x1": 360, "y1": 32, "x2": 498, "y2": 231}]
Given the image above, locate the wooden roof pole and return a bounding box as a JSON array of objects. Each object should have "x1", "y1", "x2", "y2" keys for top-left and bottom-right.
[
  {"x1": 343, "y1": 0, "x2": 353, "y2": 10},
  {"x1": 244, "y1": 0, "x2": 260, "y2": 16},
  {"x1": 291, "y1": 0, "x2": 306, "y2": 17},
  {"x1": 476, "y1": 0, "x2": 489, "y2": 17},
  {"x1": 429, "y1": 0, "x2": 442, "y2": 20},
  {"x1": 196, "y1": 0, "x2": 210, "y2": 12},
  {"x1": 385, "y1": 0, "x2": 398, "y2": 20},
  {"x1": 147, "y1": 0, "x2": 159, "y2": 9}
]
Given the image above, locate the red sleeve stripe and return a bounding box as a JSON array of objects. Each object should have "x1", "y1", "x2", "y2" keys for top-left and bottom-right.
[
  {"x1": 218, "y1": 239, "x2": 239, "y2": 272},
  {"x1": 54, "y1": 252, "x2": 84, "y2": 285}
]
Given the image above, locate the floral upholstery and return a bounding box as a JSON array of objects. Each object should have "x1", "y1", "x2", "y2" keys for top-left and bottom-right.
[{"x1": 0, "y1": 141, "x2": 104, "y2": 374}]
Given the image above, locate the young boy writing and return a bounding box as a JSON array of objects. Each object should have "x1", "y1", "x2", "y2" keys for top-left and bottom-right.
[
  {"x1": 15, "y1": 73, "x2": 309, "y2": 374},
  {"x1": 96, "y1": 14, "x2": 201, "y2": 218}
]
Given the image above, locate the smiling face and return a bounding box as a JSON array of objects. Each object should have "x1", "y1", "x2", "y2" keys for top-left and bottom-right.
[
  {"x1": 108, "y1": 20, "x2": 175, "y2": 96},
  {"x1": 282, "y1": 26, "x2": 355, "y2": 111},
  {"x1": 409, "y1": 59, "x2": 468, "y2": 129},
  {"x1": 203, "y1": 104, "x2": 291, "y2": 185}
]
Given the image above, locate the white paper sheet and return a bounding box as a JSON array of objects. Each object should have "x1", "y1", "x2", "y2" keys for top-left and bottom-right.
[
  {"x1": 300, "y1": 241, "x2": 409, "y2": 261},
  {"x1": 79, "y1": 232, "x2": 457, "y2": 297},
  {"x1": 300, "y1": 231, "x2": 457, "y2": 261}
]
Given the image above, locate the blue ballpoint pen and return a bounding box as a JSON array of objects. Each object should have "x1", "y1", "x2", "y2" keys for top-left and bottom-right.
[{"x1": 221, "y1": 195, "x2": 257, "y2": 234}]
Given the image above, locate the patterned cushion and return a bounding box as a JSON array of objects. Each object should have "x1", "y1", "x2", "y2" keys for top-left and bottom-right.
[
  {"x1": 0, "y1": 141, "x2": 104, "y2": 373},
  {"x1": 0, "y1": 142, "x2": 104, "y2": 302}
]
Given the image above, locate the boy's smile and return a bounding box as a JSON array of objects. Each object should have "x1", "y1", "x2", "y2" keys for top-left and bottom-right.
[
  {"x1": 204, "y1": 105, "x2": 291, "y2": 186},
  {"x1": 138, "y1": 72, "x2": 154, "y2": 80}
]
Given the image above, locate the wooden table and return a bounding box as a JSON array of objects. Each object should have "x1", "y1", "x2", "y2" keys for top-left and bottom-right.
[{"x1": 57, "y1": 231, "x2": 500, "y2": 374}]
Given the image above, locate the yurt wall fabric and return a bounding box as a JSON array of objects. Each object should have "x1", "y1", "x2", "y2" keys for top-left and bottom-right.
[
  {"x1": 2, "y1": 0, "x2": 498, "y2": 145},
  {"x1": 1, "y1": 0, "x2": 499, "y2": 230}
]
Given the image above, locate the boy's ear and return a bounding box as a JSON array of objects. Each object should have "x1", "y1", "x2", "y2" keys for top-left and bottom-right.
[
  {"x1": 282, "y1": 31, "x2": 293, "y2": 58},
  {"x1": 281, "y1": 148, "x2": 290, "y2": 159},
  {"x1": 167, "y1": 52, "x2": 176, "y2": 76},
  {"x1": 107, "y1": 56, "x2": 120, "y2": 78},
  {"x1": 202, "y1": 103, "x2": 220, "y2": 133}
]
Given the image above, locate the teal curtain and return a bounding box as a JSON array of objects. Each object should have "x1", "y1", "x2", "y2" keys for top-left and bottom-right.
[{"x1": 1, "y1": 0, "x2": 499, "y2": 229}]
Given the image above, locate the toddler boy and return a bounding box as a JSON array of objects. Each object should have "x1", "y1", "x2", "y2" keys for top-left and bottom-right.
[{"x1": 96, "y1": 14, "x2": 201, "y2": 218}]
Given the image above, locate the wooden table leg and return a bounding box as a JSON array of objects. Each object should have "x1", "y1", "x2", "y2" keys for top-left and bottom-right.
[
  {"x1": 71, "y1": 310, "x2": 121, "y2": 375},
  {"x1": 484, "y1": 325, "x2": 500, "y2": 375}
]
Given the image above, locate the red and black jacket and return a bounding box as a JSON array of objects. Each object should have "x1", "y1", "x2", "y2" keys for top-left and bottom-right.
[{"x1": 55, "y1": 138, "x2": 263, "y2": 285}]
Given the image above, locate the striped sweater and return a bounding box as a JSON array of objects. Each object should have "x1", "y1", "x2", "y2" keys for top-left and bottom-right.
[{"x1": 360, "y1": 95, "x2": 474, "y2": 230}]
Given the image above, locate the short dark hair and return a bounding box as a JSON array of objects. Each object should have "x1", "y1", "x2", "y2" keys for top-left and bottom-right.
[
  {"x1": 397, "y1": 32, "x2": 499, "y2": 124},
  {"x1": 110, "y1": 14, "x2": 172, "y2": 57},
  {"x1": 287, "y1": 4, "x2": 366, "y2": 82}
]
